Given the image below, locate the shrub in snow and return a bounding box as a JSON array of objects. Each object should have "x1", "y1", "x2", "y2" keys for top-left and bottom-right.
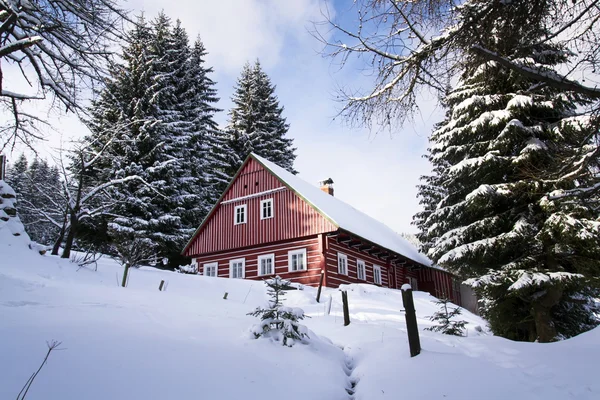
[
  {"x1": 248, "y1": 276, "x2": 309, "y2": 347},
  {"x1": 426, "y1": 298, "x2": 467, "y2": 336},
  {"x1": 176, "y1": 263, "x2": 198, "y2": 274},
  {"x1": 114, "y1": 237, "x2": 156, "y2": 287}
]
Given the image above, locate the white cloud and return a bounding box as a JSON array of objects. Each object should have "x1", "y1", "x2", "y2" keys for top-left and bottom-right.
[{"x1": 130, "y1": 0, "x2": 327, "y2": 75}]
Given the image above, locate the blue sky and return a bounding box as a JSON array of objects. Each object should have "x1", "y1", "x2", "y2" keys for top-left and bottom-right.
[{"x1": 4, "y1": 0, "x2": 443, "y2": 235}]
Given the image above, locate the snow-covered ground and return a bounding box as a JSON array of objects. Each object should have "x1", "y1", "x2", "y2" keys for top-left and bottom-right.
[{"x1": 1, "y1": 222, "x2": 599, "y2": 399}]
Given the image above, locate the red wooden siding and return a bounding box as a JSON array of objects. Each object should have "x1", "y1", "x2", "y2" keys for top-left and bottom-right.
[
  {"x1": 185, "y1": 156, "x2": 462, "y2": 305},
  {"x1": 194, "y1": 236, "x2": 325, "y2": 286},
  {"x1": 418, "y1": 268, "x2": 461, "y2": 304},
  {"x1": 393, "y1": 264, "x2": 419, "y2": 290},
  {"x1": 324, "y1": 240, "x2": 392, "y2": 288},
  {"x1": 221, "y1": 158, "x2": 281, "y2": 201},
  {"x1": 185, "y1": 158, "x2": 337, "y2": 256}
]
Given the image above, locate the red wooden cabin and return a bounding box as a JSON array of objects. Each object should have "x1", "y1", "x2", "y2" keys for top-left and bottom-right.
[{"x1": 183, "y1": 153, "x2": 460, "y2": 304}]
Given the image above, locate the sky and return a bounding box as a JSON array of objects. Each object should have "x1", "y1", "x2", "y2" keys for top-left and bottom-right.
[{"x1": 2, "y1": 0, "x2": 443, "y2": 235}]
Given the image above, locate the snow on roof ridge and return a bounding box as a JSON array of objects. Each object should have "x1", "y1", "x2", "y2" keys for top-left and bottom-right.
[{"x1": 251, "y1": 153, "x2": 435, "y2": 268}]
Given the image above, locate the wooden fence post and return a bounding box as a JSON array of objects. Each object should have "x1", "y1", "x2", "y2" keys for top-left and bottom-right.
[
  {"x1": 326, "y1": 294, "x2": 333, "y2": 315},
  {"x1": 341, "y1": 290, "x2": 350, "y2": 326},
  {"x1": 158, "y1": 280, "x2": 165, "y2": 291},
  {"x1": 121, "y1": 263, "x2": 130, "y2": 288},
  {"x1": 223, "y1": 292, "x2": 228, "y2": 300},
  {"x1": 401, "y1": 284, "x2": 421, "y2": 357},
  {"x1": 316, "y1": 269, "x2": 325, "y2": 303}
]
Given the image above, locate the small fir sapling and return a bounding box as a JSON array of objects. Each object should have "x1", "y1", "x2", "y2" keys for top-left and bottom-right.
[
  {"x1": 426, "y1": 298, "x2": 467, "y2": 336},
  {"x1": 248, "y1": 276, "x2": 309, "y2": 347}
]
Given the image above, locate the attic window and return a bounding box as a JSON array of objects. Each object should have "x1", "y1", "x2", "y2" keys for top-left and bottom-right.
[
  {"x1": 234, "y1": 204, "x2": 247, "y2": 225},
  {"x1": 260, "y1": 198, "x2": 273, "y2": 220}
]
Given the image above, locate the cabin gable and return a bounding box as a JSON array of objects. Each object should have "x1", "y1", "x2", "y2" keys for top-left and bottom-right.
[{"x1": 185, "y1": 158, "x2": 337, "y2": 256}]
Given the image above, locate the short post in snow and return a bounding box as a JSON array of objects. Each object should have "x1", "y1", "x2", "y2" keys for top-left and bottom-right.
[
  {"x1": 326, "y1": 294, "x2": 333, "y2": 315},
  {"x1": 341, "y1": 290, "x2": 350, "y2": 326},
  {"x1": 158, "y1": 280, "x2": 165, "y2": 291},
  {"x1": 401, "y1": 284, "x2": 421, "y2": 357},
  {"x1": 316, "y1": 269, "x2": 325, "y2": 303},
  {"x1": 121, "y1": 263, "x2": 130, "y2": 288}
]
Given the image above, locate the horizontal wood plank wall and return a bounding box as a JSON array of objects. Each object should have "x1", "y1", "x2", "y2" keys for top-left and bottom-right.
[
  {"x1": 395, "y1": 266, "x2": 419, "y2": 289},
  {"x1": 194, "y1": 236, "x2": 324, "y2": 286},
  {"x1": 187, "y1": 158, "x2": 337, "y2": 256},
  {"x1": 324, "y1": 241, "x2": 390, "y2": 288}
]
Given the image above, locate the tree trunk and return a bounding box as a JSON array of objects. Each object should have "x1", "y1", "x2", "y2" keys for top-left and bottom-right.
[
  {"x1": 51, "y1": 211, "x2": 68, "y2": 256},
  {"x1": 531, "y1": 285, "x2": 563, "y2": 343},
  {"x1": 61, "y1": 212, "x2": 77, "y2": 259}
]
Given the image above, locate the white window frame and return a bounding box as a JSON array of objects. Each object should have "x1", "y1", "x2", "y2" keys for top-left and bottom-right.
[
  {"x1": 234, "y1": 204, "x2": 247, "y2": 225},
  {"x1": 257, "y1": 253, "x2": 275, "y2": 276},
  {"x1": 260, "y1": 198, "x2": 274, "y2": 220},
  {"x1": 288, "y1": 248, "x2": 307, "y2": 272},
  {"x1": 356, "y1": 259, "x2": 366, "y2": 280},
  {"x1": 373, "y1": 264, "x2": 382, "y2": 285},
  {"x1": 203, "y1": 262, "x2": 218, "y2": 277},
  {"x1": 337, "y1": 252, "x2": 348, "y2": 275},
  {"x1": 229, "y1": 258, "x2": 245, "y2": 279}
]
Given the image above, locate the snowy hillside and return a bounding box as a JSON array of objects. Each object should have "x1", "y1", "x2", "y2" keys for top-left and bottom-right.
[{"x1": 1, "y1": 204, "x2": 599, "y2": 399}]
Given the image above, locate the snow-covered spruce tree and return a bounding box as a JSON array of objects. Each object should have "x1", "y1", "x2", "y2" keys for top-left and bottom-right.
[
  {"x1": 248, "y1": 276, "x2": 309, "y2": 347},
  {"x1": 81, "y1": 14, "x2": 162, "y2": 258},
  {"x1": 82, "y1": 14, "x2": 226, "y2": 267},
  {"x1": 5, "y1": 155, "x2": 64, "y2": 245},
  {"x1": 425, "y1": 298, "x2": 467, "y2": 336},
  {"x1": 415, "y1": 1, "x2": 600, "y2": 342},
  {"x1": 183, "y1": 37, "x2": 231, "y2": 206},
  {"x1": 225, "y1": 60, "x2": 297, "y2": 175}
]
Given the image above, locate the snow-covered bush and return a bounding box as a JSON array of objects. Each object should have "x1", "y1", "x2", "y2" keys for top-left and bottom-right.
[
  {"x1": 426, "y1": 298, "x2": 467, "y2": 336},
  {"x1": 176, "y1": 263, "x2": 198, "y2": 274},
  {"x1": 1, "y1": 180, "x2": 29, "y2": 239},
  {"x1": 248, "y1": 276, "x2": 309, "y2": 347}
]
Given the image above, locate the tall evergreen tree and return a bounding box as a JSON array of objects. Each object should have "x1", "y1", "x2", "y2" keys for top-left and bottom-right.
[
  {"x1": 225, "y1": 60, "x2": 296, "y2": 175},
  {"x1": 5, "y1": 155, "x2": 64, "y2": 245},
  {"x1": 415, "y1": 0, "x2": 600, "y2": 342},
  {"x1": 5, "y1": 154, "x2": 28, "y2": 199},
  {"x1": 181, "y1": 37, "x2": 230, "y2": 214},
  {"x1": 83, "y1": 14, "x2": 227, "y2": 267}
]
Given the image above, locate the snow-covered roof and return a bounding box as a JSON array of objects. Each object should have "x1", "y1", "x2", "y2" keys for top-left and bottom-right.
[{"x1": 252, "y1": 154, "x2": 434, "y2": 268}]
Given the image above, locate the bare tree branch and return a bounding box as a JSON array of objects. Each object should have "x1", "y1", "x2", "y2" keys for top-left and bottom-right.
[{"x1": 0, "y1": 0, "x2": 129, "y2": 148}]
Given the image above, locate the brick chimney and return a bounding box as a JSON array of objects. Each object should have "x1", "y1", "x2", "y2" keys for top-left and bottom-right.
[{"x1": 319, "y1": 178, "x2": 334, "y2": 196}]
